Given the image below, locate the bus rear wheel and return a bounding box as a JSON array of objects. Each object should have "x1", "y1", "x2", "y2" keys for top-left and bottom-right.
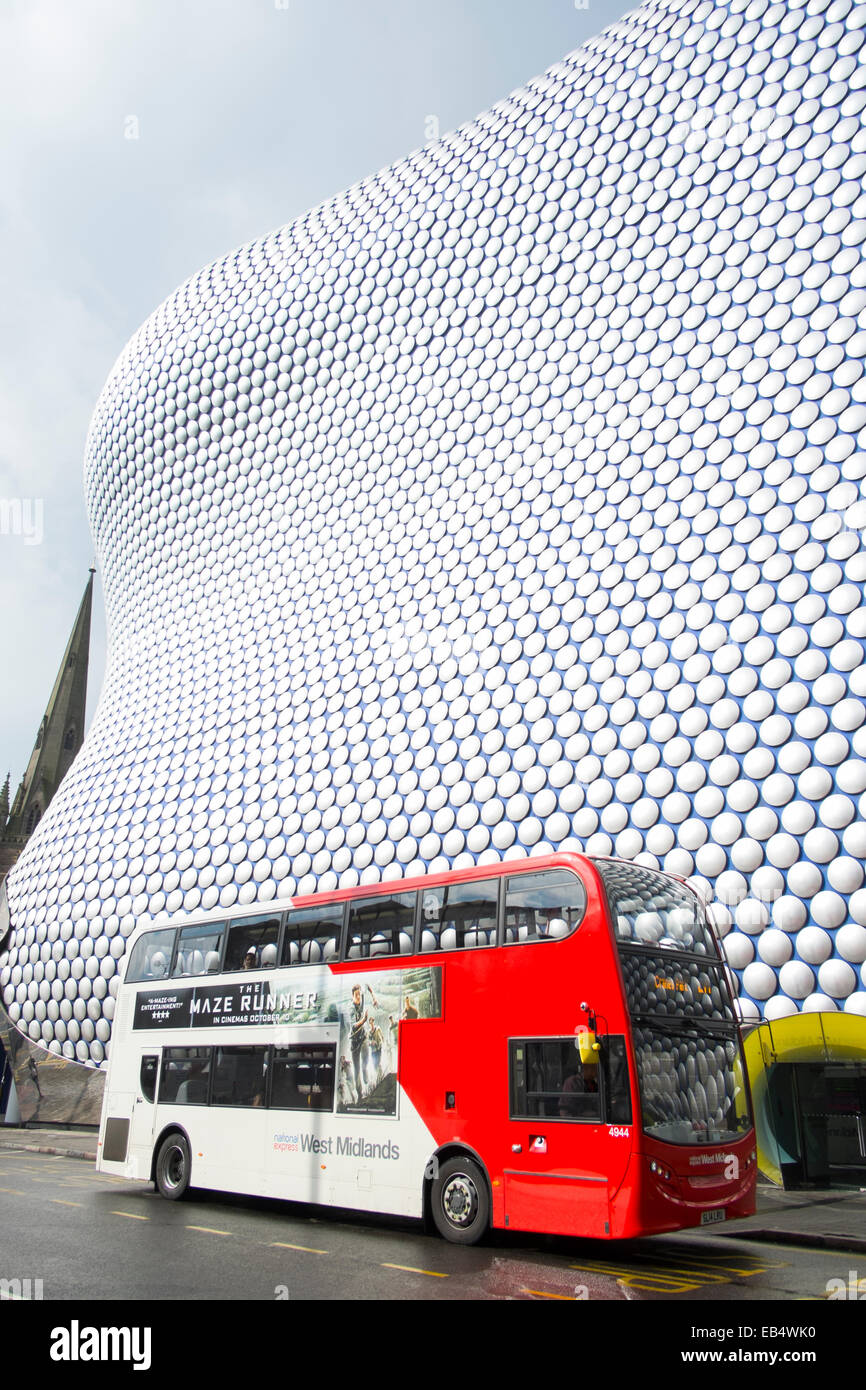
[
  {"x1": 155, "y1": 1133, "x2": 191, "y2": 1201},
  {"x1": 431, "y1": 1156, "x2": 489, "y2": 1245}
]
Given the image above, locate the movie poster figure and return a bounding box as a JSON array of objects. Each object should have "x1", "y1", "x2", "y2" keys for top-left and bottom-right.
[
  {"x1": 368, "y1": 1015, "x2": 384, "y2": 1086},
  {"x1": 347, "y1": 983, "x2": 369, "y2": 1101},
  {"x1": 335, "y1": 967, "x2": 442, "y2": 1118}
]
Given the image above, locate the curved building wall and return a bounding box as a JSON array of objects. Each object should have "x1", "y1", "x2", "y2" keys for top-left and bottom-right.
[{"x1": 2, "y1": 0, "x2": 866, "y2": 1073}]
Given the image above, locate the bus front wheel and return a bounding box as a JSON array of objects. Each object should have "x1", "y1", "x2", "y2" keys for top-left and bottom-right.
[
  {"x1": 431, "y1": 1156, "x2": 489, "y2": 1245},
  {"x1": 155, "y1": 1133, "x2": 191, "y2": 1201}
]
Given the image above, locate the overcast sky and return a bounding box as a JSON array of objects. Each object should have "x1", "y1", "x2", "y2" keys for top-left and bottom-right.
[{"x1": 0, "y1": 0, "x2": 632, "y2": 791}]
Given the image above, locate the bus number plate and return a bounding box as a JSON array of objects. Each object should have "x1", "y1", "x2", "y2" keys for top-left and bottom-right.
[{"x1": 700, "y1": 1209, "x2": 727, "y2": 1225}]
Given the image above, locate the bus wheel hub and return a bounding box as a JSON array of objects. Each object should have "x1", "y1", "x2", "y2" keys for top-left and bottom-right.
[{"x1": 443, "y1": 1174, "x2": 476, "y2": 1225}]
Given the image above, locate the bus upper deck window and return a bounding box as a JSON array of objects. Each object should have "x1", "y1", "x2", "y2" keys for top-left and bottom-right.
[
  {"x1": 224, "y1": 914, "x2": 281, "y2": 972},
  {"x1": 173, "y1": 923, "x2": 226, "y2": 977},
  {"x1": 419, "y1": 880, "x2": 498, "y2": 952},
  {"x1": 504, "y1": 870, "x2": 587, "y2": 945},
  {"x1": 126, "y1": 928, "x2": 177, "y2": 983},
  {"x1": 282, "y1": 905, "x2": 342, "y2": 966},
  {"x1": 345, "y1": 893, "x2": 416, "y2": 960}
]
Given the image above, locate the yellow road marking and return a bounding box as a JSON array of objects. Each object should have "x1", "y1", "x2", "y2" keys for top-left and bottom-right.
[
  {"x1": 51, "y1": 1200, "x2": 83, "y2": 1207},
  {"x1": 270, "y1": 1242, "x2": 329, "y2": 1255},
  {"x1": 570, "y1": 1261, "x2": 707, "y2": 1293},
  {"x1": 569, "y1": 1249, "x2": 789, "y2": 1295},
  {"x1": 381, "y1": 1263, "x2": 449, "y2": 1278},
  {"x1": 111, "y1": 1210, "x2": 149, "y2": 1221},
  {"x1": 673, "y1": 1252, "x2": 788, "y2": 1275},
  {"x1": 0, "y1": 1187, "x2": 26, "y2": 1195},
  {"x1": 185, "y1": 1225, "x2": 231, "y2": 1235},
  {"x1": 522, "y1": 1287, "x2": 577, "y2": 1299}
]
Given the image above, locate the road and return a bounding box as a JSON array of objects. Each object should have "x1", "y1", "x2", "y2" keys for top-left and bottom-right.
[{"x1": 0, "y1": 1149, "x2": 854, "y2": 1305}]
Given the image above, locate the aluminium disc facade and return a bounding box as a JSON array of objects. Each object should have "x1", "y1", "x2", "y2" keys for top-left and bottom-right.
[{"x1": 3, "y1": 0, "x2": 866, "y2": 1070}]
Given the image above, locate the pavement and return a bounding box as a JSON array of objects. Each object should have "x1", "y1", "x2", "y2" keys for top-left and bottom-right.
[{"x1": 2, "y1": 1125, "x2": 866, "y2": 1254}]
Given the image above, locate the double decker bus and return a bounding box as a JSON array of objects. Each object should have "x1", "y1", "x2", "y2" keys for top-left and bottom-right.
[{"x1": 97, "y1": 853, "x2": 756, "y2": 1243}]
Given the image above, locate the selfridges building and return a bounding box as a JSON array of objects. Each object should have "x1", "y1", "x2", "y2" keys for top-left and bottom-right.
[{"x1": 2, "y1": 0, "x2": 866, "y2": 1181}]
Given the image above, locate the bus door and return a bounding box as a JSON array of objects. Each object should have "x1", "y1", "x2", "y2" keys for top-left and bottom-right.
[
  {"x1": 504, "y1": 1036, "x2": 632, "y2": 1238},
  {"x1": 102, "y1": 1050, "x2": 160, "y2": 1171},
  {"x1": 131, "y1": 1051, "x2": 160, "y2": 1154}
]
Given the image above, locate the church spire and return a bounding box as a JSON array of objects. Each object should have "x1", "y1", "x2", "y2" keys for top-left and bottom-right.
[{"x1": 0, "y1": 573, "x2": 94, "y2": 879}]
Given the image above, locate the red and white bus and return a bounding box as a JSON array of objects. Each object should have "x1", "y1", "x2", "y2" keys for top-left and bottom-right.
[{"x1": 97, "y1": 853, "x2": 756, "y2": 1243}]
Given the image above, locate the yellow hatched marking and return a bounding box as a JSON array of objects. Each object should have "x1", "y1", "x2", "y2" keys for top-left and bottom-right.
[
  {"x1": 522, "y1": 1287, "x2": 578, "y2": 1300},
  {"x1": 672, "y1": 1251, "x2": 789, "y2": 1276},
  {"x1": 270, "y1": 1242, "x2": 329, "y2": 1255},
  {"x1": 569, "y1": 1261, "x2": 707, "y2": 1293},
  {"x1": 111, "y1": 1210, "x2": 149, "y2": 1220},
  {"x1": 626, "y1": 1260, "x2": 731, "y2": 1283},
  {"x1": 381, "y1": 1263, "x2": 449, "y2": 1278},
  {"x1": 185, "y1": 1225, "x2": 231, "y2": 1236},
  {"x1": 568, "y1": 1248, "x2": 788, "y2": 1295}
]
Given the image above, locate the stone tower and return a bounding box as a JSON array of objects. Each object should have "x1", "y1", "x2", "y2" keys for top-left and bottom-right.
[{"x1": 0, "y1": 571, "x2": 94, "y2": 883}]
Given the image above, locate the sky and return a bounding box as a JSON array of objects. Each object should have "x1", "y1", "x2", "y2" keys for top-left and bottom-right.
[{"x1": 0, "y1": 0, "x2": 633, "y2": 791}]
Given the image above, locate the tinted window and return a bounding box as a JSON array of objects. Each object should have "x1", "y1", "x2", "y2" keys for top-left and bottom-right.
[
  {"x1": 126, "y1": 929, "x2": 176, "y2": 983},
  {"x1": 225, "y1": 914, "x2": 281, "y2": 973},
  {"x1": 345, "y1": 893, "x2": 416, "y2": 959},
  {"x1": 173, "y1": 923, "x2": 225, "y2": 977},
  {"x1": 419, "y1": 879, "x2": 499, "y2": 952},
  {"x1": 158, "y1": 1048, "x2": 211, "y2": 1105},
  {"x1": 510, "y1": 1039, "x2": 602, "y2": 1121},
  {"x1": 596, "y1": 860, "x2": 714, "y2": 955},
  {"x1": 603, "y1": 1036, "x2": 633, "y2": 1125},
  {"x1": 504, "y1": 869, "x2": 586, "y2": 944},
  {"x1": 140, "y1": 1054, "x2": 159, "y2": 1104},
  {"x1": 632, "y1": 1026, "x2": 751, "y2": 1145},
  {"x1": 211, "y1": 1046, "x2": 269, "y2": 1108},
  {"x1": 271, "y1": 1045, "x2": 336, "y2": 1111},
  {"x1": 282, "y1": 904, "x2": 343, "y2": 966}
]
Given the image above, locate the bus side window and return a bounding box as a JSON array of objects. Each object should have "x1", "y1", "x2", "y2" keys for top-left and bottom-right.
[
  {"x1": 271, "y1": 1045, "x2": 336, "y2": 1111},
  {"x1": 126, "y1": 928, "x2": 176, "y2": 983},
  {"x1": 602, "y1": 1036, "x2": 633, "y2": 1126},
  {"x1": 173, "y1": 924, "x2": 225, "y2": 978},
  {"x1": 140, "y1": 1055, "x2": 159, "y2": 1103},
  {"x1": 224, "y1": 914, "x2": 281, "y2": 972},
  {"x1": 159, "y1": 1048, "x2": 211, "y2": 1105},
  {"x1": 281, "y1": 905, "x2": 342, "y2": 966},
  {"x1": 345, "y1": 893, "x2": 415, "y2": 960},
  {"x1": 510, "y1": 1039, "x2": 602, "y2": 1122},
  {"x1": 420, "y1": 881, "x2": 498, "y2": 952},
  {"x1": 211, "y1": 1046, "x2": 269, "y2": 1108},
  {"x1": 504, "y1": 870, "x2": 586, "y2": 945}
]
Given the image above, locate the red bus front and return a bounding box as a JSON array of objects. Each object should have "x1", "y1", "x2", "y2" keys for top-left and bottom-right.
[{"x1": 596, "y1": 858, "x2": 757, "y2": 1239}]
